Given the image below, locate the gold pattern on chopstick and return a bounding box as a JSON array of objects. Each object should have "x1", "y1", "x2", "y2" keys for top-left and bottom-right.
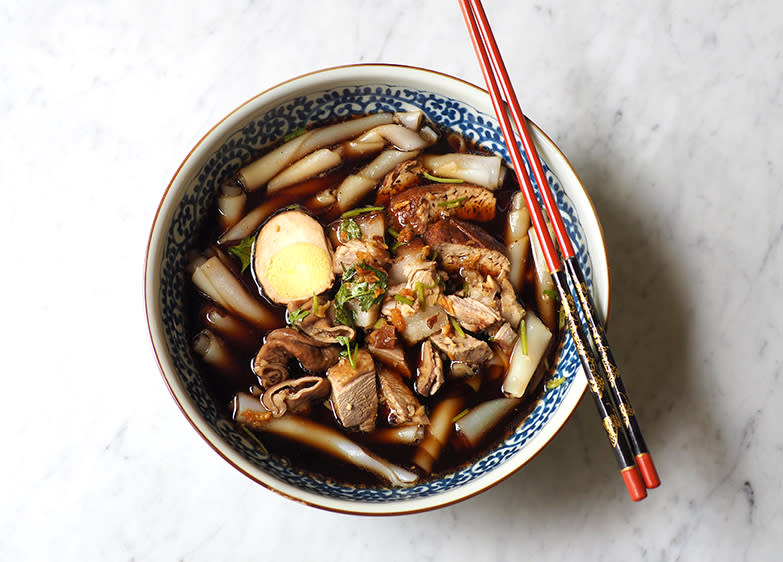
[
  {"x1": 564, "y1": 291, "x2": 602, "y2": 397},
  {"x1": 603, "y1": 415, "x2": 619, "y2": 448},
  {"x1": 618, "y1": 395, "x2": 635, "y2": 428},
  {"x1": 588, "y1": 370, "x2": 605, "y2": 397}
]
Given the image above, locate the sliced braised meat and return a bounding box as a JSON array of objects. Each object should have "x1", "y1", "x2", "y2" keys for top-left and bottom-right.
[
  {"x1": 377, "y1": 367, "x2": 429, "y2": 425},
  {"x1": 366, "y1": 324, "x2": 411, "y2": 377},
  {"x1": 353, "y1": 210, "x2": 386, "y2": 241},
  {"x1": 430, "y1": 330, "x2": 493, "y2": 366},
  {"x1": 387, "y1": 239, "x2": 433, "y2": 285},
  {"x1": 381, "y1": 257, "x2": 448, "y2": 345},
  {"x1": 433, "y1": 242, "x2": 510, "y2": 277},
  {"x1": 388, "y1": 184, "x2": 496, "y2": 233},
  {"x1": 287, "y1": 296, "x2": 356, "y2": 344},
  {"x1": 381, "y1": 294, "x2": 448, "y2": 345},
  {"x1": 253, "y1": 328, "x2": 341, "y2": 388},
  {"x1": 498, "y1": 277, "x2": 526, "y2": 329},
  {"x1": 332, "y1": 238, "x2": 391, "y2": 275},
  {"x1": 459, "y1": 269, "x2": 500, "y2": 309},
  {"x1": 375, "y1": 159, "x2": 427, "y2": 206},
  {"x1": 327, "y1": 349, "x2": 378, "y2": 432},
  {"x1": 416, "y1": 339, "x2": 444, "y2": 397},
  {"x1": 328, "y1": 210, "x2": 386, "y2": 246},
  {"x1": 441, "y1": 294, "x2": 502, "y2": 333},
  {"x1": 261, "y1": 376, "x2": 331, "y2": 417},
  {"x1": 487, "y1": 322, "x2": 518, "y2": 358},
  {"x1": 423, "y1": 217, "x2": 506, "y2": 254}
]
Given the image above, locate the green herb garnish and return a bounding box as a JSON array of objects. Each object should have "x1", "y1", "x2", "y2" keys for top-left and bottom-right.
[
  {"x1": 340, "y1": 205, "x2": 385, "y2": 218},
  {"x1": 542, "y1": 289, "x2": 558, "y2": 300},
  {"x1": 335, "y1": 335, "x2": 359, "y2": 369},
  {"x1": 334, "y1": 304, "x2": 354, "y2": 327},
  {"x1": 414, "y1": 282, "x2": 426, "y2": 309},
  {"x1": 226, "y1": 235, "x2": 254, "y2": 273},
  {"x1": 340, "y1": 218, "x2": 361, "y2": 241},
  {"x1": 287, "y1": 308, "x2": 310, "y2": 326},
  {"x1": 451, "y1": 408, "x2": 470, "y2": 423},
  {"x1": 312, "y1": 294, "x2": 319, "y2": 316},
  {"x1": 283, "y1": 127, "x2": 307, "y2": 141},
  {"x1": 435, "y1": 196, "x2": 468, "y2": 209},
  {"x1": 462, "y1": 281, "x2": 470, "y2": 296},
  {"x1": 423, "y1": 171, "x2": 465, "y2": 184},
  {"x1": 519, "y1": 317, "x2": 528, "y2": 355},
  {"x1": 545, "y1": 376, "x2": 566, "y2": 390},
  {"x1": 450, "y1": 316, "x2": 466, "y2": 338},
  {"x1": 394, "y1": 294, "x2": 414, "y2": 306},
  {"x1": 387, "y1": 227, "x2": 399, "y2": 238},
  {"x1": 333, "y1": 262, "x2": 389, "y2": 325},
  {"x1": 241, "y1": 425, "x2": 269, "y2": 455}
]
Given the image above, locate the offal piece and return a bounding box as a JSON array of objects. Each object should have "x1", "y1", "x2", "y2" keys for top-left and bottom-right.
[
  {"x1": 261, "y1": 376, "x2": 331, "y2": 417},
  {"x1": 253, "y1": 328, "x2": 341, "y2": 388},
  {"x1": 286, "y1": 296, "x2": 355, "y2": 344}
]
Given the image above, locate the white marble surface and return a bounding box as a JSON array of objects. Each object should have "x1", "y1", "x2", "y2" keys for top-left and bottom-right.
[{"x1": 2, "y1": 0, "x2": 781, "y2": 559}]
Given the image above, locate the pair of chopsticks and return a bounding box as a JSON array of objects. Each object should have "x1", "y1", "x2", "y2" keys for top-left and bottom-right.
[{"x1": 459, "y1": 0, "x2": 659, "y2": 501}]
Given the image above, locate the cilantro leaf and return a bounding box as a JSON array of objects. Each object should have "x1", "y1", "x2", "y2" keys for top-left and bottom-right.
[
  {"x1": 340, "y1": 218, "x2": 362, "y2": 241},
  {"x1": 226, "y1": 235, "x2": 254, "y2": 273}
]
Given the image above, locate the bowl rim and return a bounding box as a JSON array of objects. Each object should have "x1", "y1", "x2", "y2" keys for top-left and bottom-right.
[{"x1": 145, "y1": 62, "x2": 611, "y2": 516}]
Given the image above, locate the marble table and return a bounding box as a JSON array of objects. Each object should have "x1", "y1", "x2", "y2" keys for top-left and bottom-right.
[{"x1": 2, "y1": 0, "x2": 780, "y2": 559}]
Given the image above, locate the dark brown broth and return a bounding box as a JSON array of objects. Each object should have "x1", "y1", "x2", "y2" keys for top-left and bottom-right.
[{"x1": 184, "y1": 120, "x2": 560, "y2": 486}]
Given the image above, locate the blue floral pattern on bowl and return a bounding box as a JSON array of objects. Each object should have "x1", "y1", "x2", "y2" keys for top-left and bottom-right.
[{"x1": 157, "y1": 83, "x2": 592, "y2": 503}]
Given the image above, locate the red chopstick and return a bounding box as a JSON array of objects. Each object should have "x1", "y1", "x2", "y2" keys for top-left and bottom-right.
[{"x1": 460, "y1": 0, "x2": 659, "y2": 499}]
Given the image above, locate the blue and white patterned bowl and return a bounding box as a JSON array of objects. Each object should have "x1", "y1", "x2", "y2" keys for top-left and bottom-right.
[{"x1": 145, "y1": 64, "x2": 609, "y2": 515}]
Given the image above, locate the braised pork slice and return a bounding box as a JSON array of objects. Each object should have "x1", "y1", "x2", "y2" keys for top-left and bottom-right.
[
  {"x1": 375, "y1": 159, "x2": 427, "y2": 206},
  {"x1": 387, "y1": 239, "x2": 433, "y2": 285},
  {"x1": 459, "y1": 269, "x2": 500, "y2": 308},
  {"x1": 366, "y1": 324, "x2": 411, "y2": 377},
  {"x1": 423, "y1": 217, "x2": 506, "y2": 254},
  {"x1": 388, "y1": 184, "x2": 496, "y2": 233},
  {"x1": 441, "y1": 295, "x2": 502, "y2": 333},
  {"x1": 253, "y1": 328, "x2": 341, "y2": 388},
  {"x1": 381, "y1": 241, "x2": 448, "y2": 345},
  {"x1": 261, "y1": 376, "x2": 331, "y2": 417},
  {"x1": 327, "y1": 349, "x2": 378, "y2": 432},
  {"x1": 430, "y1": 331, "x2": 493, "y2": 366},
  {"x1": 416, "y1": 339, "x2": 444, "y2": 397},
  {"x1": 433, "y1": 242, "x2": 510, "y2": 277},
  {"x1": 328, "y1": 210, "x2": 386, "y2": 246},
  {"x1": 487, "y1": 322, "x2": 518, "y2": 358},
  {"x1": 498, "y1": 277, "x2": 526, "y2": 329},
  {"x1": 332, "y1": 238, "x2": 391, "y2": 275},
  {"x1": 377, "y1": 367, "x2": 429, "y2": 426}
]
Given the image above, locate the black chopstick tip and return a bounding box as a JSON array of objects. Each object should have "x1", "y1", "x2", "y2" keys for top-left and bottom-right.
[{"x1": 621, "y1": 466, "x2": 647, "y2": 502}]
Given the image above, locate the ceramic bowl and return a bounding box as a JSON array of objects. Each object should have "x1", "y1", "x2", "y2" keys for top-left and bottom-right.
[{"x1": 145, "y1": 64, "x2": 609, "y2": 515}]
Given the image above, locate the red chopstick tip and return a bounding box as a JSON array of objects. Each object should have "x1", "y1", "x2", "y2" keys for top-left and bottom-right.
[
  {"x1": 621, "y1": 466, "x2": 647, "y2": 501},
  {"x1": 636, "y1": 453, "x2": 660, "y2": 489}
]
